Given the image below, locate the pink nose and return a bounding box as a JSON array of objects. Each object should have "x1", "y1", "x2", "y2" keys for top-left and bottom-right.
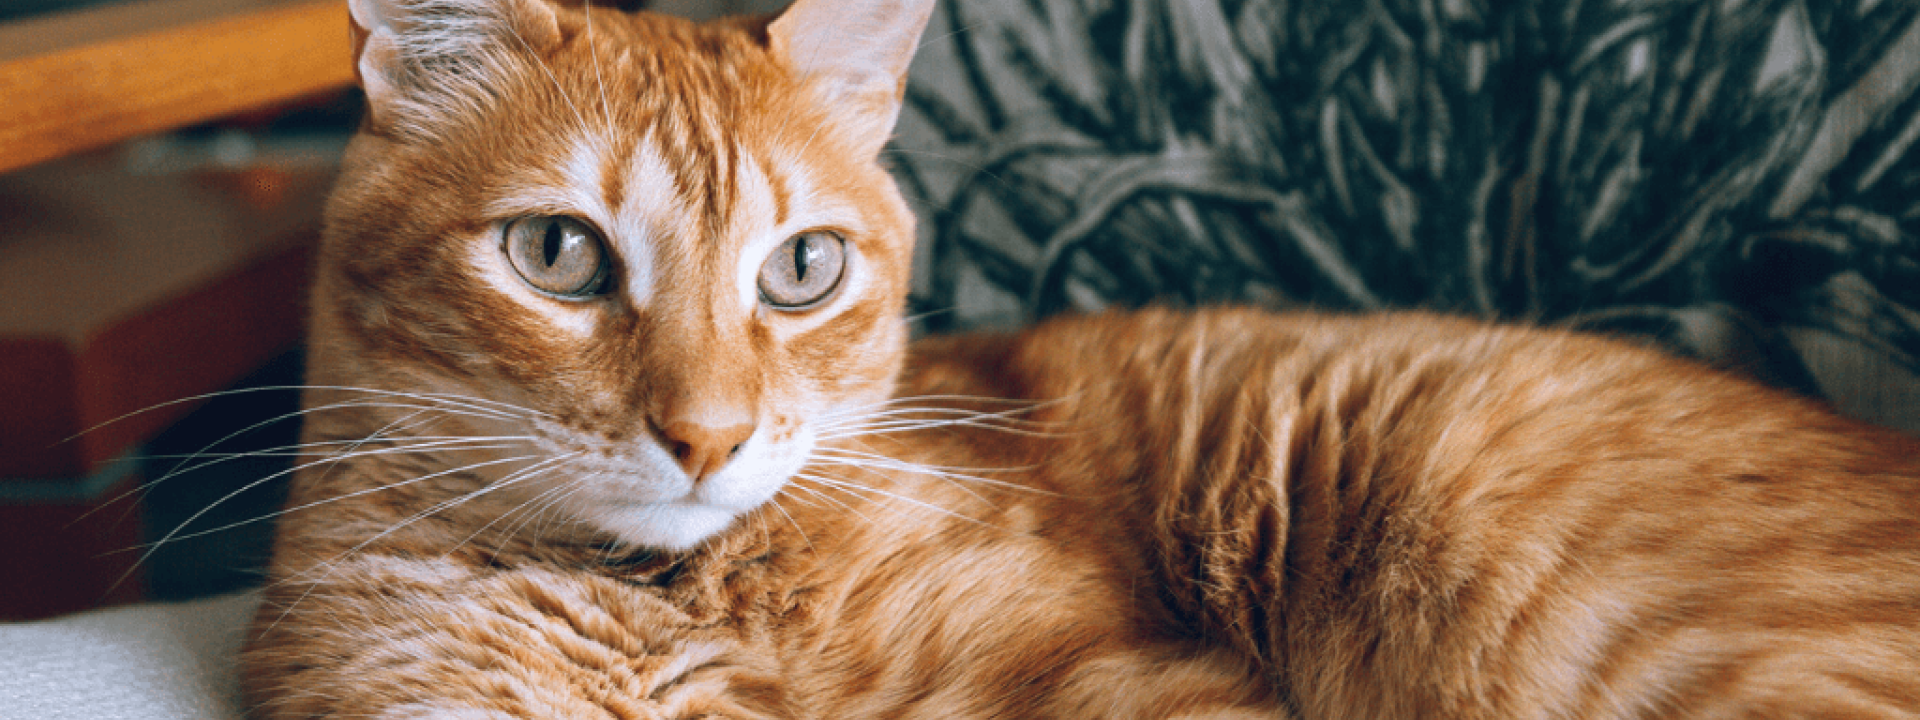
[{"x1": 658, "y1": 420, "x2": 755, "y2": 481}]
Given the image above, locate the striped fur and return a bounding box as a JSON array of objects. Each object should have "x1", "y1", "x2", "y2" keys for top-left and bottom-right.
[{"x1": 244, "y1": 0, "x2": 1920, "y2": 717}]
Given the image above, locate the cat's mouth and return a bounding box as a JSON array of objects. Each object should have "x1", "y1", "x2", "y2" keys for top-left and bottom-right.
[
  {"x1": 387, "y1": 375, "x2": 822, "y2": 551},
  {"x1": 522, "y1": 423, "x2": 814, "y2": 550}
]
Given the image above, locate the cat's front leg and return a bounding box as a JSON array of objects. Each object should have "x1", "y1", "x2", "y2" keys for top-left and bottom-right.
[{"x1": 242, "y1": 555, "x2": 797, "y2": 720}]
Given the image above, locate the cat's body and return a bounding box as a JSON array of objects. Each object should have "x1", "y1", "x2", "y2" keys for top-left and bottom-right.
[
  {"x1": 243, "y1": 0, "x2": 1920, "y2": 716},
  {"x1": 248, "y1": 306, "x2": 1920, "y2": 718}
]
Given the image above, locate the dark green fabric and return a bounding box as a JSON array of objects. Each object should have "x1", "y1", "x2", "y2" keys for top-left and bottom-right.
[{"x1": 889, "y1": 0, "x2": 1920, "y2": 432}]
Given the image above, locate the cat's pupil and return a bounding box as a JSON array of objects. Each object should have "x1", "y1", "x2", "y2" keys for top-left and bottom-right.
[
  {"x1": 542, "y1": 223, "x2": 564, "y2": 268},
  {"x1": 793, "y1": 236, "x2": 812, "y2": 282}
]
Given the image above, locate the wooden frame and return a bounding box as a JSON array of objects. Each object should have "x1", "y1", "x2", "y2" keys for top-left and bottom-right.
[{"x1": 0, "y1": 0, "x2": 354, "y2": 174}]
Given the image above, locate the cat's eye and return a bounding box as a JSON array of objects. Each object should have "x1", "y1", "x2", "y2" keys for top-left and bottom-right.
[
  {"x1": 758, "y1": 230, "x2": 846, "y2": 310},
  {"x1": 503, "y1": 216, "x2": 611, "y2": 299}
]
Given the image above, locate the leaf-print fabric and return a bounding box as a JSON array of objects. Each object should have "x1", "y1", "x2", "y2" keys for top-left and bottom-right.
[{"x1": 890, "y1": 0, "x2": 1920, "y2": 432}]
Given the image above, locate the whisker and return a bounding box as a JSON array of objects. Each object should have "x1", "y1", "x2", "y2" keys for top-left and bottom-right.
[
  {"x1": 903, "y1": 307, "x2": 955, "y2": 326},
  {"x1": 817, "y1": 417, "x2": 1065, "y2": 440},
  {"x1": 498, "y1": 5, "x2": 603, "y2": 157},
  {"x1": 813, "y1": 454, "x2": 998, "y2": 508},
  {"x1": 444, "y1": 454, "x2": 586, "y2": 558},
  {"x1": 331, "y1": 386, "x2": 546, "y2": 420},
  {"x1": 824, "y1": 393, "x2": 1046, "y2": 415},
  {"x1": 63, "y1": 384, "x2": 544, "y2": 445},
  {"x1": 817, "y1": 415, "x2": 1068, "y2": 442},
  {"x1": 877, "y1": 147, "x2": 1015, "y2": 193},
  {"x1": 774, "y1": 486, "x2": 821, "y2": 509},
  {"x1": 822, "y1": 407, "x2": 1055, "y2": 425},
  {"x1": 78, "y1": 430, "x2": 535, "y2": 530},
  {"x1": 302, "y1": 450, "x2": 560, "y2": 569},
  {"x1": 146, "y1": 398, "x2": 488, "y2": 485},
  {"x1": 520, "y1": 481, "x2": 586, "y2": 554},
  {"x1": 784, "y1": 477, "x2": 873, "y2": 524},
  {"x1": 812, "y1": 446, "x2": 1040, "y2": 480},
  {"x1": 93, "y1": 387, "x2": 541, "y2": 526},
  {"x1": 300, "y1": 402, "x2": 483, "y2": 493},
  {"x1": 265, "y1": 452, "x2": 568, "y2": 626},
  {"x1": 767, "y1": 498, "x2": 815, "y2": 555},
  {"x1": 149, "y1": 434, "x2": 534, "y2": 488},
  {"x1": 797, "y1": 471, "x2": 1001, "y2": 531},
  {"x1": 919, "y1": 20, "x2": 983, "y2": 49},
  {"x1": 132, "y1": 435, "x2": 532, "y2": 462},
  {"x1": 818, "y1": 396, "x2": 1078, "y2": 445},
  {"x1": 122, "y1": 451, "x2": 542, "y2": 597},
  {"x1": 816, "y1": 395, "x2": 1068, "y2": 427},
  {"x1": 358, "y1": 405, "x2": 456, "y2": 443},
  {"x1": 583, "y1": 0, "x2": 614, "y2": 135},
  {"x1": 124, "y1": 445, "x2": 543, "y2": 550},
  {"x1": 489, "y1": 467, "x2": 587, "y2": 550}
]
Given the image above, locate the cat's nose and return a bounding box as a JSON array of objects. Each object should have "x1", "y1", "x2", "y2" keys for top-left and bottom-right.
[{"x1": 657, "y1": 419, "x2": 755, "y2": 482}]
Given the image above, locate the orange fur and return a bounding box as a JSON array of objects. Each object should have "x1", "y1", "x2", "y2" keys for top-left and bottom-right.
[{"x1": 244, "y1": 1, "x2": 1920, "y2": 717}]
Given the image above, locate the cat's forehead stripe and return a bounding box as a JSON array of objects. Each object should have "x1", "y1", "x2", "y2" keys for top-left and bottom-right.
[
  {"x1": 613, "y1": 130, "x2": 675, "y2": 306},
  {"x1": 754, "y1": 149, "x2": 791, "y2": 228},
  {"x1": 728, "y1": 144, "x2": 787, "y2": 313},
  {"x1": 653, "y1": 94, "x2": 764, "y2": 229},
  {"x1": 565, "y1": 137, "x2": 609, "y2": 219},
  {"x1": 597, "y1": 130, "x2": 632, "y2": 219},
  {"x1": 653, "y1": 117, "x2": 716, "y2": 220}
]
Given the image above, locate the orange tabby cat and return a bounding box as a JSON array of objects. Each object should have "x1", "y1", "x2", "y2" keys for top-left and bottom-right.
[{"x1": 242, "y1": 0, "x2": 1920, "y2": 716}]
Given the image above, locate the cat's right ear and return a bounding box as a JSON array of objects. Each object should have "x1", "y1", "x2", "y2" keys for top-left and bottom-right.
[
  {"x1": 347, "y1": 0, "x2": 403, "y2": 127},
  {"x1": 770, "y1": 0, "x2": 937, "y2": 157},
  {"x1": 347, "y1": 0, "x2": 561, "y2": 135}
]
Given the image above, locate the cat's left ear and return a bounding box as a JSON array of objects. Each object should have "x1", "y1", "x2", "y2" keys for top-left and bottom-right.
[
  {"x1": 769, "y1": 0, "x2": 936, "y2": 157},
  {"x1": 348, "y1": 0, "x2": 562, "y2": 136}
]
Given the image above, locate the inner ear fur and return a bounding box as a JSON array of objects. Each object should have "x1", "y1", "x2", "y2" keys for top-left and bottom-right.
[
  {"x1": 348, "y1": 0, "x2": 562, "y2": 133},
  {"x1": 768, "y1": 0, "x2": 936, "y2": 157}
]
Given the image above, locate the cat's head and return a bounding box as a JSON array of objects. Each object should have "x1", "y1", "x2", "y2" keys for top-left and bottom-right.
[{"x1": 308, "y1": 0, "x2": 935, "y2": 549}]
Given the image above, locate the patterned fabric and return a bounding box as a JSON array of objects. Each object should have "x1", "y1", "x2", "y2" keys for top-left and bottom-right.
[{"x1": 887, "y1": 0, "x2": 1920, "y2": 432}]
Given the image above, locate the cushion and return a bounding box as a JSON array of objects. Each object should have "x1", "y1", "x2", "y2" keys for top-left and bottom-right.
[{"x1": 0, "y1": 592, "x2": 257, "y2": 720}]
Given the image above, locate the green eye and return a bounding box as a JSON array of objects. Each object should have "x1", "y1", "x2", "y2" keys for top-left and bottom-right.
[
  {"x1": 504, "y1": 216, "x2": 611, "y2": 298},
  {"x1": 758, "y1": 230, "x2": 846, "y2": 310}
]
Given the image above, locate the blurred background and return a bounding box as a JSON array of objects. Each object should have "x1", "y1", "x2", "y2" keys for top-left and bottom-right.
[{"x1": 5, "y1": 0, "x2": 1919, "y2": 621}]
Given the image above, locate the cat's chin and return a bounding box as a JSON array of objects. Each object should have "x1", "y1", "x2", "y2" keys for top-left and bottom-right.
[{"x1": 585, "y1": 502, "x2": 748, "y2": 551}]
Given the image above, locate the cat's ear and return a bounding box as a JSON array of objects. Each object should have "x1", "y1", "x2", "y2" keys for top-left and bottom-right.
[
  {"x1": 348, "y1": 0, "x2": 562, "y2": 135},
  {"x1": 769, "y1": 0, "x2": 936, "y2": 157}
]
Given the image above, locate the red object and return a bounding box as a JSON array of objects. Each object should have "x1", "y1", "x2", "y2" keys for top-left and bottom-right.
[
  {"x1": 0, "y1": 235, "x2": 314, "y2": 619},
  {"x1": 0, "y1": 475, "x2": 147, "y2": 621}
]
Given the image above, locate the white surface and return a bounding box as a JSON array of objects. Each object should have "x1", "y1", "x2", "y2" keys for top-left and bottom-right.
[{"x1": 0, "y1": 592, "x2": 258, "y2": 720}]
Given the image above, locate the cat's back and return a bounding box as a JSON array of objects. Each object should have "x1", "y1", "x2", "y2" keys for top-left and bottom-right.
[
  {"x1": 952, "y1": 306, "x2": 1919, "y2": 493},
  {"x1": 907, "y1": 307, "x2": 1920, "y2": 718}
]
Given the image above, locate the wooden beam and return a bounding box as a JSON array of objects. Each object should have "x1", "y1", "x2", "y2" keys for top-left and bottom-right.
[{"x1": 0, "y1": 0, "x2": 353, "y2": 174}]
